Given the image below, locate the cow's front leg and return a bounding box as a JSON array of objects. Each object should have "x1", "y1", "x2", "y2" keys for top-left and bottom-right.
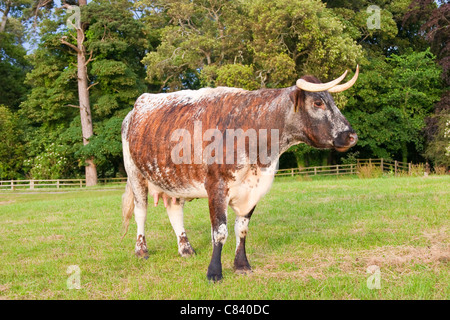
[
  {"x1": 206, "y1": 180, "x2": 229, "y2": 282},
  {"x1": 234, "y1": 206, "x2": 255, "y2": 274}
]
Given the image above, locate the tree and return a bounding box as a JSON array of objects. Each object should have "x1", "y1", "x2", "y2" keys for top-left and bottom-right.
[
  {"x1": 0, "y1": 105, "x2": 25, "y2": 179},
  {"x1": 57, "y1": 0, "x2": 98, "y2": 185},
  {"x1": 404, "y1": 0, "x2": 449, "y2": 76},
  {"x1": 424, "y1": 114, "x2": 450, "y2": 168},
  {"x1": 404, "y1": 0, "x2": 450, "y2": 168},
  {"x1": 139, "y1": 0, "x2": 249, "y2": 91},
  {"x1": 141, "y1": 0, "x2": 363, "y2": 92},
  {"x1": 343, "y1": 49, "x2": 442, "y2": 163},
  {"x1": 325, "y1": 0, "x2": 411, "y2": 56},
  {"x1": 0, "y1": 0, "x2": 32, "y2": 109},
  {"x1": 20, "y1": 0, "x2": 149, "y2": 179},
  {"x1": 74, "y1": 0, "x2": 149, "y2": 176},
  {"x1": 0, "y1": 1, "x2": 33, "y2": 33},
  {"x1": 0, "y1": 1, "x2": 31, "y2": 179},
  {"x1": 247, "y1": 0, "x2": 362, "y2": 85}
]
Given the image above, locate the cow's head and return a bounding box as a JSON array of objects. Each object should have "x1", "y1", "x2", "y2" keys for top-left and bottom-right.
[{"x1": 288, "y1": 66, "x2": 359, "y2": 152}]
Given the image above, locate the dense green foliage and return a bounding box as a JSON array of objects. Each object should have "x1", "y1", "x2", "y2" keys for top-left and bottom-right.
[
  {"x1": 345, "y1": 49, "x2": 442, "y2": 163},
  {"x1": 0, "y1": 0, "x2": 448, "y2": 179}
]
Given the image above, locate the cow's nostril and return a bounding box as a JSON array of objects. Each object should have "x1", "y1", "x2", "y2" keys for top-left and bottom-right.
[
  {"x1": 333, "y1": 131, "x2": 357, "y2": 151},
  {"x1": 348, "y1": 133, "x2": 357, "y2": 144}
]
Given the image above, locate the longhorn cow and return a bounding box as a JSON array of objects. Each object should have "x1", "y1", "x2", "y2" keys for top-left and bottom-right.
[{"x1": 121, "y1": 66, "x2": 359, "y2": 281}]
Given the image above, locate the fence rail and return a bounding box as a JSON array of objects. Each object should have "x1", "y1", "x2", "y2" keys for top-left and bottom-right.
[
  {"x1": 356, "y1": 158, "x2": 419, "y2": 175},
  {"x1": 275, "y1": 163, "x2": 357, "y2": 177},
  {"x1": 276, "y1": 158, "x2": 425, "y2": 178},
  {"x1": 0, "y1": 159, "x2": 430, "y2": 190},
  {"x1": 0, "y1": 177, "x2": 128, "y2": 190}
]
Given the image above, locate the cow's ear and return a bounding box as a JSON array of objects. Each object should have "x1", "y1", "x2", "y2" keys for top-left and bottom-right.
[{"x1": 289, "y1": 88, "x2": 305, "y2": 113}]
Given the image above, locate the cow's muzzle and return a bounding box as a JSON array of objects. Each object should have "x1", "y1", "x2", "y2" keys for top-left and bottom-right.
[{"x1": 333, "y1": 131, "x2": 358, "y2": 152}]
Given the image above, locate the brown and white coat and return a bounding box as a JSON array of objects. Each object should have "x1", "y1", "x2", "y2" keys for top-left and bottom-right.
[{"x1": 121, "y1": 68, "x2": 359, "y2": 281}]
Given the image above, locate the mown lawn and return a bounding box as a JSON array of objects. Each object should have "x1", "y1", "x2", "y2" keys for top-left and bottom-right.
[{"x1": 0, "y1": 175, "x2": 449, "y2": 300}]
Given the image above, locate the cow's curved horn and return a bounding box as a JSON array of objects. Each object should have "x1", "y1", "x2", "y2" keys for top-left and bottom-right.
[
  {"x1": 296, "y1": 70, "x2": 348, "y2": 92},
  {"x1": 328, "y1": 65, "x2": 359, "y2": 93}
]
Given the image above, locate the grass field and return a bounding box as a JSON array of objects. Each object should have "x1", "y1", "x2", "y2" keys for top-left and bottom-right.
[{"x1": 0, "y1": 175, "x2": 449, "y2": 300}]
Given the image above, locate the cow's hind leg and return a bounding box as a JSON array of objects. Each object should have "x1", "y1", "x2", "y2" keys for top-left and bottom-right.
[
  {"x1": 122, "y1": 176, "x2": 149, "y2": 259},
  {"x1": 122, "y1": 122, "x2": 149, "y2": 259},
  {"x1": 131, "y1": 176, "x2": 149, "y2": 259},
  {"x1": 166, "y1": 198, "x2": 195, "y2": 257},
  {"x1": 233, "y1": 206, "x2": 255, "y2": 274},
  {"x1": 122, "y1": 161, "x2": 149, "y2": 258}
]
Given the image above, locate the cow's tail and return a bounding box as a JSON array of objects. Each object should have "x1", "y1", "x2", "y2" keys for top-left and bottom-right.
[{"x1": 121, "y1": 180, "x2": 135, "y2": 240}]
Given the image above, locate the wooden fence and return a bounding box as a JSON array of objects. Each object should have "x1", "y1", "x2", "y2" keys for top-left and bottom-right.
[
  {"x1": 0, "y1": 177, "x2": 127, "y2": 190},
  {"x1": 356, "y1": 158, "x2": 425, "y2": 176},
  {"x1": 274, "y1": 158, "x2": 424, "y2": 178},
  {"x1": 275, "y1": 163, "x2": 357, "y2": 177},
  {"x1": 0, "y1": 159, "x2": 428, "y2": 190}
]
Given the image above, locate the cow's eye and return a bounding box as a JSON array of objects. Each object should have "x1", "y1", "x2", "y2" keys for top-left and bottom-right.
[{"x1": 314, "y1": 100, "x2": 324, "y2": 109}]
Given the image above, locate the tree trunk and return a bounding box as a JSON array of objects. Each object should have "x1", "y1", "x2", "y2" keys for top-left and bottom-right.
[
  {"x1": 76, "y1": 0, "x2": 97, "y2": 186},
  {"x1": 295, "y1": 154, "x2": 305, "y2": 168},
  {"x1": 401, "y1": 141, "x2": 408, "y2": 164},
  {"x1": 0, "y1": 1, "x2": 11, "y2": 33},
  {"x1": 321, "y1": 150, "x2": 329, "y2": 166}
]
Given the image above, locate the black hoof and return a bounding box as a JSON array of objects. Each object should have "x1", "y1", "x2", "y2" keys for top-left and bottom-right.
[
  {"x1": 207, "y1": 272, "x2": 223, "y2": 282},
  {"x1": 207, "y1": 262, "x2": 223, "y2": 282},
  {"x1": 234, "y1": 256, "x2": 251, "y2": 274}
]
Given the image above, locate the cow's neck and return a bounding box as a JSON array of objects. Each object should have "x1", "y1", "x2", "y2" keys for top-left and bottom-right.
[{"x1": 253, "y1": 87, "x2": 301, "y2": 158}]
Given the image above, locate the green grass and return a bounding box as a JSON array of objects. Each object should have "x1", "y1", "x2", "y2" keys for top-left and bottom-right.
[{"x1": 0, "y1": 175, "x2": 449, "y2": 299}]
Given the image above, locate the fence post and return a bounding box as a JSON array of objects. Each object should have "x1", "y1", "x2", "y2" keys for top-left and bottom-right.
[
  {"x1": 314, "y1": 167, "x2": 317, "y2": 176},
  {"x1": 30, "y1": 180, "x2": 34, "y2": 190},
  {"x1": 80, "y1": 179, "x2": 82, "y2": 188},
  {"x1": 380, "y1": 158, "x2": 384, "y2": 173},
  {"x1": 395, "y1": 160, "x2": 398, "y2": 176},
  {"x1": 57, "y1": 180, "x2": 60, "y2": 189},
  {"x1": 336, "y1": 165, "x2": 339, "y2": 175},
  {"x1": 291, "y1": 168, "x2": 294, "y2": 177},
  {"x1": 11, "y1": 180, "x2": 14, "y2": 191},
  {"x1": 409, "y1": 162, "x2": 412, "y2": 176}
]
